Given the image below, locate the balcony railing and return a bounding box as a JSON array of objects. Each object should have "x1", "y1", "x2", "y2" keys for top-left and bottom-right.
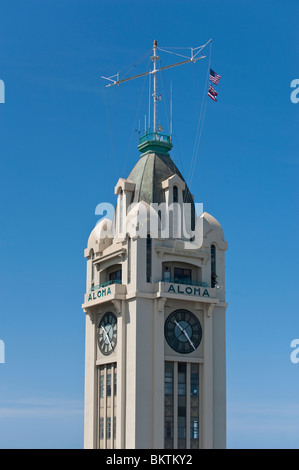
[
  {"x1": 161, "y1": 278, "x2": 209, "y2": 288},
  {"x1": 90, "y1": 280, "x2": 122, "y2": 292},
  {"x1": 139, "y1": 132, "x2": 172, "y2": 145}
]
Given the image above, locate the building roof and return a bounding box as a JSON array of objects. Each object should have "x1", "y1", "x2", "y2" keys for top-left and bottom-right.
[
  {"x1": 127, "y1": 151, "x2": 196, "y2": 230},
  {"x1": 127, "y1": 151, "x2": 194, "y2": 208}
]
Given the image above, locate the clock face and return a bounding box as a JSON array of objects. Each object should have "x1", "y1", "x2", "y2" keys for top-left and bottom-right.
[
  {"x1": 98, "y1": 312, "x2": 117, "y2": 356},
  {"x1": 164, "y1": 309, "x2": 202, "y2": 354}
]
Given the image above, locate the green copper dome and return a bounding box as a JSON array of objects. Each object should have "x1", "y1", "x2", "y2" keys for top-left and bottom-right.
[{"x1": 127, "y1": 150, "x2": 195, "y2": 229}]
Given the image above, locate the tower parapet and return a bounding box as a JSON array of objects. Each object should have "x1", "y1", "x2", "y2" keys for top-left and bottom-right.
[{"x1": 138, "y1": 132, "x2": 173, "y2": 156}]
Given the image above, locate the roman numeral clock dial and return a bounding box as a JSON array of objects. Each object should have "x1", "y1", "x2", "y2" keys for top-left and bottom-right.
[
  {"x1": 98, "y1": 312, "x2": 117, "y2": 356},
  {"x1": 164, "y1": 309, "x2": 202, "y2": 354}
]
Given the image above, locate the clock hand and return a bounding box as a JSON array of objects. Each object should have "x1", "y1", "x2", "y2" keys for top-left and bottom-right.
[
  {"x1": 174, "y1": 320, "x2": 185, "y2": 336},
  {"x1": 182, "y1": 329, "x2": 196, "y2": 350},
  {"x1": 101, "y1": 325, "x2": 113, "y2": 349},
  {"x1": 106, "y1": 324, "x2": 113, "y2": 337},
  {"x1": 107, "y1": 325, "x2": 116, "y2": 347},
  {"x1": 174, "y1": 320, "x2": 196, "y2": 350}
]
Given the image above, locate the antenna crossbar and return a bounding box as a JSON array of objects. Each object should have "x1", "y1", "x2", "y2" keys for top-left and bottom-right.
[
  {"x1": 101, "y1": 55, "x2": 206, "y2": 88},
  {"x1": 101, "y1": 40, "x2": 210, "y2": 133}
]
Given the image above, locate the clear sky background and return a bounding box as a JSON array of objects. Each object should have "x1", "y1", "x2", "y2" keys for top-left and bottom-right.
[{"x1": 0, "y1": 0, "x2": 298, "y2": 449}]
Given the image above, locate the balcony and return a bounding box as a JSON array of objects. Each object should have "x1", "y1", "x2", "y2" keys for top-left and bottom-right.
[{"x1": 83, "y1": 280, "x2": 126, "y2": 308}]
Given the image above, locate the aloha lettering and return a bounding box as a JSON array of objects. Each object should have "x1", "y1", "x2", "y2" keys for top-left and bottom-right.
[
  {"x1": 167, "y1": 283, "x2": 210, "y2": 297},
  {"x1": 88, "y1": 287, "x2": 112, "y2": 302}
]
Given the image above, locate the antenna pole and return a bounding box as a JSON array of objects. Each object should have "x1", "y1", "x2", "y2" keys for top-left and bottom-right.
[
  {"x1": 152, "y1": 40, "x2": 159, "y2": 132},
  {"x1": 148, "y1": 73, "x2": 151, "y2": 132},
  {"x1": 102, "y1": 39, "x2": 210, "y2": 137},
  {"x1": 170, "y1": 81, "x2": 173, "y2": 141}
]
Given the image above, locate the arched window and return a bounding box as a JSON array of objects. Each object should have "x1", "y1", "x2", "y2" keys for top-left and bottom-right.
[
  {"x1": 91, "y1": 250, "x2": 95, "y2": 287},
  {"x1": 173, "y1": 185, "x2": 178, "y2": 203},
  {"x1": 211, "y1": 244, "x2": 217, "y2": 287},
  {"x1": 127, "y1": 236, "x2": 131, "y2": 284},
  {"x1": 119, "y1": 190, "x2": 123, "y2": 234},
  {"x1": 146, "y1": 234, "x2": 152, "y2": 282}
]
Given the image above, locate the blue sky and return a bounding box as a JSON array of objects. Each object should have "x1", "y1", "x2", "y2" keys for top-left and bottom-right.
[{"x1": 0, "y1": 0, "x2": 298, "y2": 449}]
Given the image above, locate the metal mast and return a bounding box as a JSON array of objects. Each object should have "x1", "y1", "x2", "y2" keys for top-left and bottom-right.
[
  {"x1": 101, "y1": 39, "x2": 211, "y2": 140},
  {"x1": 152, "y1": 40, "x2": 159, "y2": 132}
]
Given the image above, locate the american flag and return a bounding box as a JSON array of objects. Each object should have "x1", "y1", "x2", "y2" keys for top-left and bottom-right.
[
  {"x1": 208, "y1": 84, "x2": 218, "y2": 102},
  {"x1": 209, "y1": 68, "x2": 221, "y2": 85}
]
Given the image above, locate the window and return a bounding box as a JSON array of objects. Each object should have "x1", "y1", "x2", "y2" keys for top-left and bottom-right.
[
  {"x1": 191, "y1": 419, "x2": 199, "y2": 439},
  {"x1": 127, "y1": 236, "x2": 131, "y2": 284},
  {"x1": 174, "y1": 267, "x2": 191, "y2": 285},
  {"x1": 114, "y1": 370, "x2": 117, "y2": 396},
  {"x1": 178, "y1": 363, "x2": 186, "y2": 449},
  {"x1": 163, "y1": 265, "x2": 171, "y2": 282},
  {"x1": 99, "y1": 417, "x2": 104, "y2": 440},
  {"x1": 91, "y1": 250, "x2": 95, "y2": 288},
  {"x1": 109, "y1": 269, "x2": 122, "y2": 283},
  {"x1": 106, "y1": 417, "x2": 111, "y2": 439},
  {"x1": 164, "y1": 362, "x2": 200, "y2": 449},
  {"x1": 165, "y1": 364, "x2": 173, "y2": 395},
  {"x1": 113, "y1": 416, "x2": 117, "y2": 440},
  {"x1": 119, "y1": 190, "x2": 123, "y2": 234},
  {"x1": 191, "y1": 365, "x2": 199, "y2": 397},
  {"x1": 107, "y1": 372, "x2": 111, "y2": 397},
  {"x1": 164, "y1": 362, "x2": 174, "y2": 449},
  {"x1": 146, "y1": 234, "x2": 152, "y2": 282},
  {"x1": 173, "y1": 185, "x2": 178, "y2": 203},
  {"x1": 98, "y1": 363, "x2": 117, "y2": 448},
  {"x1": 178, "y1": 373, "x2": 186, "y2": 396},
  {"x1": 190, "y1": 364, "x2": 199, "y2": 449},
  {"x1": 100, "y1": 374, "x2": 104, "y2": 398},
  {"x1": 211, "y1": 244, "x2": 216, "y2": 287},
  {"x1": 165, "y1": 417, "x2": 173, "y2": 440}
]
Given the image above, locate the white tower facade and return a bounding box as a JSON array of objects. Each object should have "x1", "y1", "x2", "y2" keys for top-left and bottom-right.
[{"x1": 82, "y1": 133, "x2": 228, "y2": 449}]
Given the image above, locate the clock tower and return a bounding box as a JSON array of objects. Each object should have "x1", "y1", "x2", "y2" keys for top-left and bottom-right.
[{"x1": 82, "y1": 131, "x2": 228, "y2": 449}]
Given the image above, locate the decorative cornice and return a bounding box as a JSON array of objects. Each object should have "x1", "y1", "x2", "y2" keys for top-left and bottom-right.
[
  {"x1": 94, "y1": 247, "x2": 126, "y2": 265},
  {"x1": 155, "y1": 246, "x2": 209, "y2": 263},
  {"x1": 205, "y1": 302, "x2": 218, "y2": 317},
  {"x1": 111, "y1": 299, "x2": 122, "y2": 315}
]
